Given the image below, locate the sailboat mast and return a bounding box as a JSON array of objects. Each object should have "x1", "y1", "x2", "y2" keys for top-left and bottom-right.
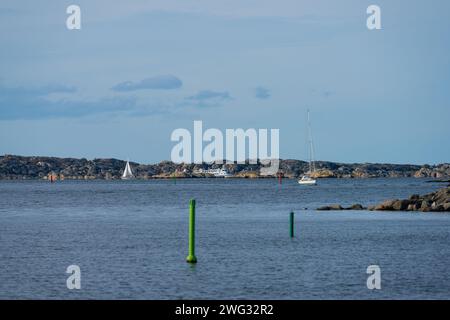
[{"x1": 307, "y1": 109, "x2": 316, "y2": 173}]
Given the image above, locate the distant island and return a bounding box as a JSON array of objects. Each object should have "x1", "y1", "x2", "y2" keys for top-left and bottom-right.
[{"x1": 0, "y1": 154, "x2": 449, "y2": 180}]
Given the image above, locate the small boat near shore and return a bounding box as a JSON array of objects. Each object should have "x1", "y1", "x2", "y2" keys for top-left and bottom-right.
[
  {"x1": 299, "y1": 109, "x2": 317, "y2": 186},
  {"x1": 194, "y1": 166, "x2": 232, "y2": 177},
  {"x1": 213, "y1": 167, "x2": 232, "y2": 177},
  {"x1": 298, "y1": 175, "x2": 316, "y2": 185}
]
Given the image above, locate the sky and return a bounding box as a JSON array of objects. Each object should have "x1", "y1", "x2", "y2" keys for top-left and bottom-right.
[{"x1": 0, "y1": 0, "x2": 449, "y2": 165}]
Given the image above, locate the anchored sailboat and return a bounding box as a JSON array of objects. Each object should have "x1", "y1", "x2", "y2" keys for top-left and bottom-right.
[
  {"x1": 121, "y1": 160, "x2": 134, "y2": 180},
  {"x1": 298, "y1": 109, "x2": 317, "y2": 185}
]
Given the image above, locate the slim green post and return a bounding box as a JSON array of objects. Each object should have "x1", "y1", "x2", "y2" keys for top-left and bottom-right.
[
  {"x1": 290, "y1": 211, "x2": 295, "y2": 238},
  {"x1": 186, "y1": 199, "x2": 197, "y2": 263}
]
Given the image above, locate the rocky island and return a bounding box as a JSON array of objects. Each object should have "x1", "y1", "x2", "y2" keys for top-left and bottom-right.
[{"x1": 0, "y1": 154, "x2": 449, "y2": 180}]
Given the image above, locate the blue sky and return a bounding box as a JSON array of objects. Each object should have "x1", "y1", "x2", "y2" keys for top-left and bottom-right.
[{"x1": 0, "y1": 0, "x2": 449, "y2": 164}]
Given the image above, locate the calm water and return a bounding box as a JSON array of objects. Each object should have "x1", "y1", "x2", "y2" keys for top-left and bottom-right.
[{"x1": 0, "y1": 178, "x2": 449, "y2": 299}]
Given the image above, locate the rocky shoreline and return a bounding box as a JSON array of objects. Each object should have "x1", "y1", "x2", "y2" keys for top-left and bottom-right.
[
  {"x1": 317, "y1": 186, "x2": 450, "y2": 212},
  {"x1": 0, "y1": 154, "x2": 449, "y2": 180}
]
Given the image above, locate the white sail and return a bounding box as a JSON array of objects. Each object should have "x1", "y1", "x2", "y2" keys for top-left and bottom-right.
[{"x1": 121, "y1": 160, "x2": 134, "y2": 179}]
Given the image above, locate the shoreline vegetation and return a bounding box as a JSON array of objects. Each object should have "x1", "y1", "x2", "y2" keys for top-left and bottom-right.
[{"x1": 1, "y1": 154, "x2": 449, "y2": 180}]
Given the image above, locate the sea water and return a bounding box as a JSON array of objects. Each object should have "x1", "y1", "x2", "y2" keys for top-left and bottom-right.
[{"x1": 0, "y1": 178, "x2": 449, "y2": 299}]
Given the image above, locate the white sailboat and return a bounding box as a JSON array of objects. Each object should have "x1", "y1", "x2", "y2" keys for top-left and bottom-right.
[
  {"x1": 121, "y1": 160, "x2": 134, "y2": 180},
  {"x1": 299, "y1": 109, "x2": 317, "y2": 185}
]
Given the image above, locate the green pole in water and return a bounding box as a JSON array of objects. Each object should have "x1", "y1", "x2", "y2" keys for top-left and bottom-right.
[
  {"x1": 186, "y1": 199, "x2": 197, "y2": 263},
  {"x1": 290, "y1": 211, "x2": 295, "y2": 238}
]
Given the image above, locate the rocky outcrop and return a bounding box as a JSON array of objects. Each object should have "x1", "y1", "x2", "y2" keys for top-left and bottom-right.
[
  {"x1": 368, "y1": 187, "x2": 450, "y2": 212},
  {"x1": 317, "y1": 204, "x2": 344, "y2": 210},
  {"x1": 0, "y1": 154, "x2": 449, "y2": 180},
  {"x1": 233, "y1": 171, "x2": 259, "y2": 178},
  {"x1": 414, "y1": 164, "x2": 450, "y2": 178},
  {"x1": 317, "y1": 203, "x2": 366, "y2": 211},
  {"x1": 310, "y1": 169, "x2": 336, "y2": 178},
  {"x1": 316, "y1": 188, "x2": 450, "y2": 213}
]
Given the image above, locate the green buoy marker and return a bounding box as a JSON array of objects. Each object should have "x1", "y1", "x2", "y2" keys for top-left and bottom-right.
[
  {"x1": 290, "y1": 211, "x2": 295, "y2": 238},
  {"x1": 186, "y1": 199, "x2": 197, "y2": 263}
]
